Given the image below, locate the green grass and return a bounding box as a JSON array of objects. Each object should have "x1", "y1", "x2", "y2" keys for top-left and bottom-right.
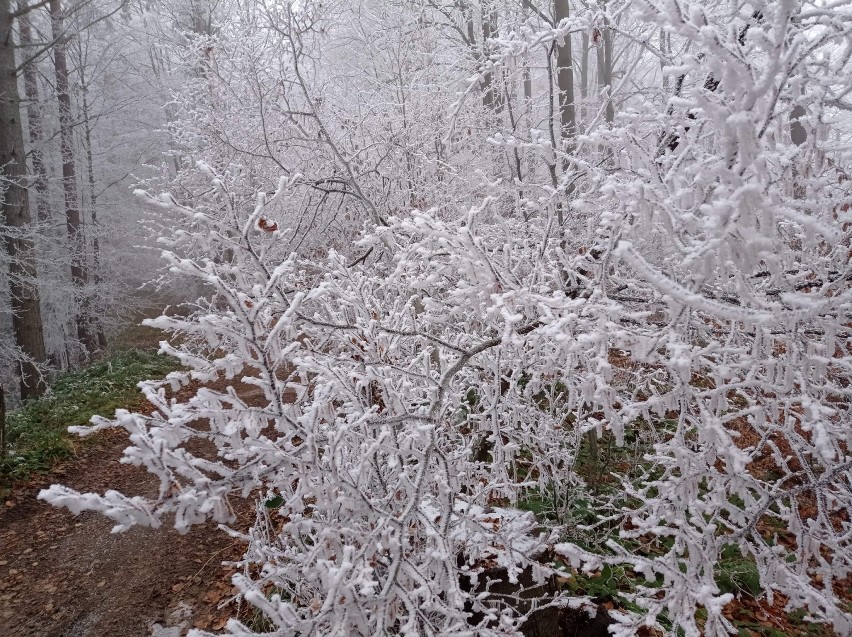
[
  {"x1": 716, "y1": 545, "x2": 762, "y2": 598},
  {"x1": 1, "y1": 349, "x2": 181, "y2": 483}
]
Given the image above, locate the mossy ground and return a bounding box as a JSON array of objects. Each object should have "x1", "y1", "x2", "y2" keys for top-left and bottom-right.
[{"x1": 0, "y1": 349, "x2": 181, "y2": 484}]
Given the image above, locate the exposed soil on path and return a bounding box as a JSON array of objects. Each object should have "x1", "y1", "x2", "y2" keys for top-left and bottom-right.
[{"x1": 0, "y1": 408, "x2": 250, "y2": 637}]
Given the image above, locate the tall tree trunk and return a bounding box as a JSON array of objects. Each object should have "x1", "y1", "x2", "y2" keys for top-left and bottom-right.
[
  {"x1": 461, "y1": 0, "x2": 500, "y2": 114},
  {"x1": 522, "y1": 1, "x2": 533, "y2": 103},
  {"x1": 78, "y1": 67, "x2": 107, "y2": 350},
  {"x1": 580, "y1": 32, "x2": 589, "y2": 121},
  {"x1": 553, "y1": 0, "x2": 576, "y2": 159},
  {"x1": 0, "y1": 0, "x2": 47, "y2": 398},
  {"x1": 595, "y1": 10, "x2": 614, "y2": 165},
  {"x1": 597, "y1": 11, "x2": 614, "y2": 126},
  {"x1": 18, "y1": 8, "x2": 48, "y2": 223},
  {"x1": 481, "y1": 3, "x2": 502, "y2": 113},
  {"x1": 513, "y1": 1, "x2": 534, "y2": 219},
  {"x1": 50, "y1": 0, "x2": 97, "y2": 358},
  {"x1": 552, "y1": 0, "x2": 577, "y2": 243},
  {"x1": 0, "y1": 382, "x2": 6, "y2": 463}
]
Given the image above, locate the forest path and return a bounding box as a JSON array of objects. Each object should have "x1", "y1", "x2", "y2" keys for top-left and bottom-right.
[{"x1": 0, "y1": 379, "x2": 260, "y2": 637}]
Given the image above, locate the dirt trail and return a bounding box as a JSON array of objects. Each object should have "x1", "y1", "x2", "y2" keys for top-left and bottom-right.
[{"x1": 0, "y1": 415, "x2": 249, "y2": 637}]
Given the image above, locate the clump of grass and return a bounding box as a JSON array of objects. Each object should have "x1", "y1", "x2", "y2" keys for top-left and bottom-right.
[
  {"x1": 715, "y1": 545, "x2": 762, "y2": 598},
  {"x1": 0, "y1": 349, "x2": 181, "y2": 483}
]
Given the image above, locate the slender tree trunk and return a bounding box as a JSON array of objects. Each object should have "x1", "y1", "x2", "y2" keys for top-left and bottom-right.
[
  {"x1": 580, "y1": 32, "x2": 589, "y2": 119},
  {"x1": 508, "y1": 1, "x2": 532, "y2": 218},
  {"x1": 480, "y1": 3, "x2": 495, "y2": 111},
  {"x1": 0, "y1": 0, "x2": 47, "y2": 399},
  {"x1": 50, "y1": 0, "x2": 97, "y2": 357},
  {"x1": 596, "y1": 11, "x2": 614, "y2": 164},
  {"x1": 552, "y1": 0, "x2": 577, "y2": 244},
  {"x1": 0, "y1": 383, "x2": 6, "y2": 462},
  {"x1": 18, "y1": 9, "x2": 48, "y2": 223},
  {"x1": 790, "y1": 104, "x2": 808, "y2": 200},
  {"x1": 79, "y1": 68, "x2": 107, "y2": 350},
  {"x1": 461, "y1": 0, "x2": 501, "y2": 114},
  {"x1": 553, "y1": 0, "x2": 576, "y2": 159},
  {"x1": 522, "y1": 1, "x2": 533, "y2": 103},
  {"x1": 599, "y1": 11, "x2": 614, "y2": 126},
  {"x1": 481, "y1": 4, "x2": 503, "y2": 113}
]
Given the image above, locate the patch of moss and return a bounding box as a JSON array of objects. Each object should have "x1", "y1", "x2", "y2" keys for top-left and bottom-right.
[{"x1": 1, "y1": 349, "x2": 180, "y2": 482}]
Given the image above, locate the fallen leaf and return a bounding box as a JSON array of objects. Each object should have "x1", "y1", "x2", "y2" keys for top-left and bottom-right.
[
  {"x1": 194, "y1": 614, "x2": 214, "y2": 629},
  {"x1": 203, "y1": 589, "x2": 225, "y2": 604}
]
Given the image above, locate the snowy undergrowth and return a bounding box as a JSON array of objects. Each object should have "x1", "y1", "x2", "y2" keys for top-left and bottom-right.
[
  {"x1": 38, "y1": 1, "x2": 852, "y2": 635},
  {"x1": 38, "y1": 188, "x2": 852, "y2": 635}
]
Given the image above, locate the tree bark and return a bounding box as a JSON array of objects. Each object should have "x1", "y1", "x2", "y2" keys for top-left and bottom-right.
[
  {"x1": 552, "y1": 0, "x2": 577, "y2": 243},
  {"x1": 50, "y1": 0, "x2": 97, "y2": 357},
  {"x1": 790, "y1": 105, "x2": 807, "y2": 147},
  {"x1": 481, "y1": 3, "x2": 502, "y2": 113},
  {"x1": 18, "y1": 7, "x2": 48, "y2": 223},
  {"x1": 596, "y1": 10, "x2": 614, "y2": 164},
  {"x1": 580, "y1": 31, "x2": 589, "y2": 120},
  {"x1": 553, "y1": 0, "x2": 576, "y2": 158},
  {"x1": 522, "y1": 1, "x2": 533, "y2": 104},
  {"x1": 0, "y1": 382, "x2": 6, "y2": 461},
  {"x1": 598, "y1": 11, "x2": 614, "y2": 126},
  {"x1": 78, "y1": 65, "x2": 107, "y2": 350},
  {"x1": 0, "y1": 0, "x2": 46, "y2": 398},
  {"x1": 460, "y1": 0, "x2": 501, "y2": 114}
]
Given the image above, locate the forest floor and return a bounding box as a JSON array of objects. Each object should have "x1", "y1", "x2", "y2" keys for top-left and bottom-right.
[
  {"x1": 0, "y1": 321, "x2": 257, "y2": 637},
  {"x1": 0, "y1": 426, "x2": 249, "y2": 637},
  {"x1": 0, "y1": 323, "x2": 843, "y2": 636}
]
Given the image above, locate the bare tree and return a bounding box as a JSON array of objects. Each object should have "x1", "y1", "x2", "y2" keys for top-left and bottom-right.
[
  {"x1": 76, "y1": 42, "x2": 107, "y2": 349},
  {"x1": 18, "y1": 6, "x2": 49, "y2": 224},
  {"x1": 50, "y1": 0, "x2": 98, "y2": 357},
  {"x1": 596, "y1": 8, "x2": 614, "y2": 127},
  {"x1": 0, "y1": 0, "x2": 47, "y2": 398},
  {"x1": 553, "y1": 0, "x2": 576, "y2": 156}
]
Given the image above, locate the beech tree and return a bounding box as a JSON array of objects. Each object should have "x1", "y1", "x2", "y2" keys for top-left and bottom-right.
[
  {"x1": 18, "y1": 6, "x2": 49, "y2": 225},
  {"x1": 0, "y1": 0, "x2": 135, "y2": 381},
  {"x1": 49, "y1": 0, "x2": 99, "y2": 357},
  {"x1": 0, "y1": 0, "x2": 47, "y2": 398}
]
